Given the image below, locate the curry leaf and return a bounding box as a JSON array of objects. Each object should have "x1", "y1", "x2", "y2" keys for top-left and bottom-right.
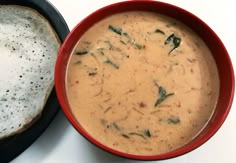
[
  {"x1": 108, "y1": 25, "x2": 122, "y2": 35},
  {"x1": 104, "y1": 59, "x2": 119, "y2": 69},
  {"x1": 164, "y1": 34, "x2": 175, "y2": 45},
  {"x1": 75, "y1": 50, "x2": 88, "y2": 55},
  {"x1": 144, "y1": 129, "x2": 151, "y2": 137},
  {"x1": 134, "y1": 43, "x2": 143, "y2": 49},
  {"x1": 164, "y1": 33, "x2": 181, "y2": 54},
  {"x1": 113, "y1": 122, "x2": 120, "y2": 130},
  {"x1": 154, "y1": 29, "x2": 165, "y2": 35},
  {"x1": 154, "y1": 85, "x2": 174, "y2": 107},
  {"x1": 167, "y1": 117, "x2": 181, "y2": 124}
]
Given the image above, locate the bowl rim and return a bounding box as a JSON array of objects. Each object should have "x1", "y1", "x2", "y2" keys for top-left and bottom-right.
[{"x1": 55, "y1": 0, "x2": 234, "y2": 161}]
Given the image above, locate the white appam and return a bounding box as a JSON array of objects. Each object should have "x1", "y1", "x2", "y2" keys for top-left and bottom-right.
[{"x1": 0, "y1": 5, "x2": 60, "y2": 139}]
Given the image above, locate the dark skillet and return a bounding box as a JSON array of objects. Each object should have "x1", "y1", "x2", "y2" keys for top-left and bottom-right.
[{"x1": 0, "y1": 0, "x2": 69, "y2": 162}]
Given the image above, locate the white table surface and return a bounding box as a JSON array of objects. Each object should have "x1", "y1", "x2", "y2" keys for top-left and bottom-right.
[{"x1": 11, "y1": 0, "x2": 236, "y2": 163}]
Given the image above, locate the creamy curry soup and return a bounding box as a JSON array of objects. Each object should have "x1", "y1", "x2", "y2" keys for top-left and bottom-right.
[{"x1": 66, "y1": 11, "x2": 219, "y2": 155}]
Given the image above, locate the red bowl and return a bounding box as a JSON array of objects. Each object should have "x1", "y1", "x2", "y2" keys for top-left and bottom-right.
[{"x1": 55, "y1": 0, "x2": 234, "y2": 160}]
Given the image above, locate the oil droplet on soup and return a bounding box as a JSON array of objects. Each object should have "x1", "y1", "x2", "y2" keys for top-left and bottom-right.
[{"x1": 66, "y1": 11, "x2": 219, "y2": 155}]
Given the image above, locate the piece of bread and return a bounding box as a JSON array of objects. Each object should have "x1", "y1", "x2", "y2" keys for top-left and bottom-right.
[{"x1": 0, "y1": 5, "x2": 60, "y2": 139}]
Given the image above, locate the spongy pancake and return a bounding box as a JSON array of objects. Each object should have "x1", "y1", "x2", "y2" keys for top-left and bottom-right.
[{"x1": 0, "y1": 5, "x2": 60, "y2": 139}]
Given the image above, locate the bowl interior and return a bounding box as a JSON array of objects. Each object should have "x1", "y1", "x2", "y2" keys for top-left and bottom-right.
[{"x1": 55, "y1": 0, "x2": 234, "y2": 160}]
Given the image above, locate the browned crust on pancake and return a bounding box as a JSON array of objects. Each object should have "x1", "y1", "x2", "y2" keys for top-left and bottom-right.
[{"x1": 2, "y1": 4, "x2": 62, "y2": 45}]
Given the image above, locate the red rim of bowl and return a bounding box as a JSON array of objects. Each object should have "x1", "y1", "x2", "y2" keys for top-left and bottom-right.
[{"x1": 55, "y1": 0, "x2": 235, "y2": 161}]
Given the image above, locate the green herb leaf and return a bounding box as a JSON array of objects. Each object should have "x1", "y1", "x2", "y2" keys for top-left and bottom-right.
[
  {"x1": 122, "y1": 32, "x2": 142, "y2": 50},
  {"x1": 134, "y1": 43, "x2": 143, "y2": 49},
  {"x1": 104, "y1": 59, "x2": 119, "y2": 69},
  {"x1": 154, "y1": 93, "x2": 174, "y2": 107},
  {"x1": 154, "y1": 85, "x2": 174, "y2": 107},
  {"x1": 75, "y1": 50, "x2": 88, "y2": 55},
  {"x1": 144, "y1": 129, "x2": 151, "y2": 137},
  {"x1": 120, "y1": 40, "x2": 126, "y2": 45},
  {"x1": 164, "y1": 33, "x2": 181, "y2": 54},
  {"x1": 108, "y1": 25, "x2": 122, "y2": 35},
  {"x1": 123, "y1": 32, "x2": 133, "y2": 42},
  {"x1": 154, "y1": 29, "x2": 165, "y2": 35},
  {"x1": 154, "y1": 96, "x2": 166, "y2": 107},
  {"x1": 113, "y1": 122, "x2": 120, "y2": 130},
  {"x1": 158, "y1": 86, "x2": 167, "y2": 97},
  {"x1": 164, "y1": 34, "x2": 175, "y2": 45},
  {"x1": 170, "y1": 36, "x2": 181, "y2": 53},
  {"x1": 167, "y1": 117, "x2": 180, "y2": 124},
  {"x1": 123, "y1": 32, "x2": 130, "y2": 38}
]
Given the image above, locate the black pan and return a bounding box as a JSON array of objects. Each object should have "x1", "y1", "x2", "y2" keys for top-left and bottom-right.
[{"x1": 0, "y1": 0, "x2": 69, "y2": 162}]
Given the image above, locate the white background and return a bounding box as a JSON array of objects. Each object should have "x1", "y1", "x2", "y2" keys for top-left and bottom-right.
[{"x1": 12, "y1": 0, "x2": 236, "y2": 163}]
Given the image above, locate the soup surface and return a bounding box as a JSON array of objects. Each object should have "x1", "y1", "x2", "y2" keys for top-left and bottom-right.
[{"x1": 66, "y1": 11, "x2": 219, "y2": 155}]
